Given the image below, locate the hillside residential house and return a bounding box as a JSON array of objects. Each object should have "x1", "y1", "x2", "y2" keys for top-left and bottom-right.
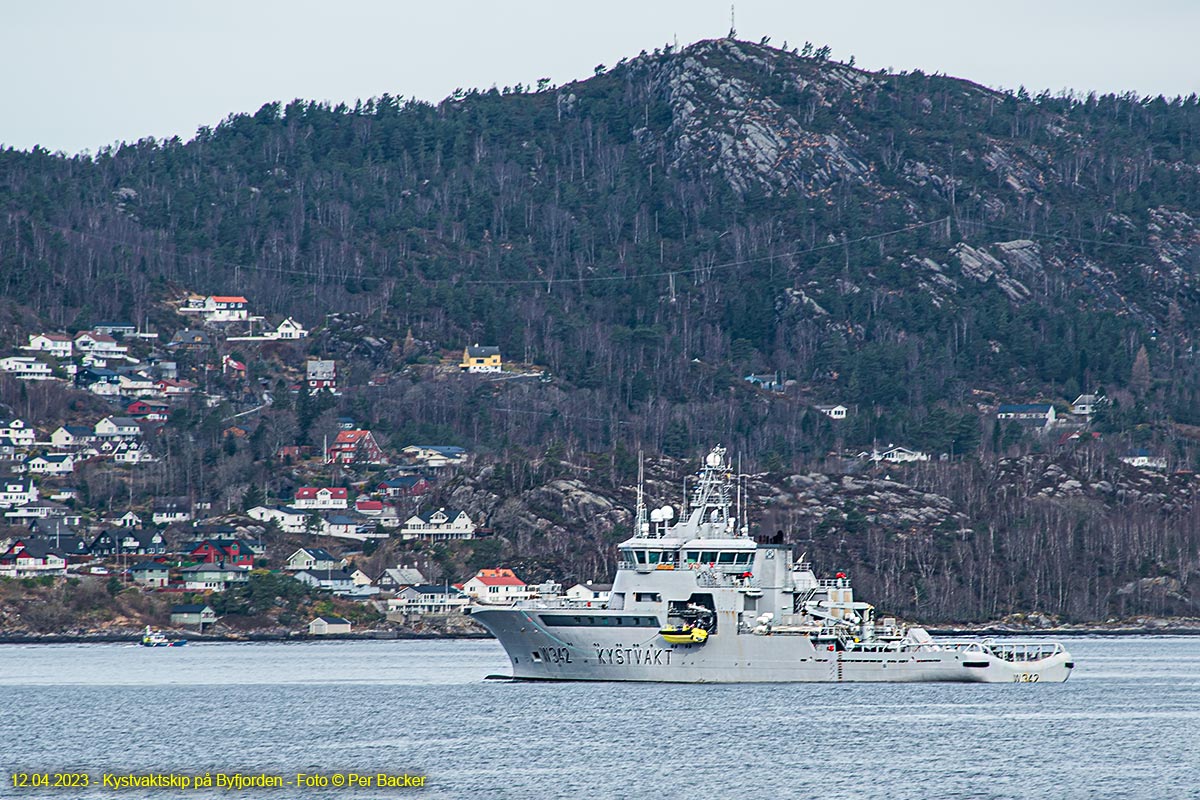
[
  {"x1": 1120, "y1": 449, "x2": 1168, "y2": 471},
  {"x1": 26, "y1": 454, "x2": 75, "y2": 475},
  {"x1": 74, "y1": 331, "x2": 127, "y2": 357},
  {"x1": 387, "y1": 585, "x2": 469, "y2": 615},
  {"x1": 179, "y1": 563, "x2": 250, "y2": 591},
  {"x1": 996, "y1": 404, "x2": 1057, "y2": 428},
  {"x1": 306, "y1": 359, "x2": 337, "y2": 392},
  {"x1": 128, "y1": 561, "x2": 172, "y2": 587},
  {"x1": 247, "y1": 505, "x2": 310, "y2": 534},
  {"x1": 0, "y1": 419, "x2": 37, "y2": 447},
  {"x1": 0, "y1": 540, "x2": 67, "y2": 578},
  {"x1": 292, "y1": 569, "x2": 356, "y2": 594},
  {"x1": 95, "y1": 416, "x2": 142, "y2": 440},
  {"x1": 460, "y1": 344, "x2": 502, "y2": 373},
  {"x1": 76, "y1": 367, "x2": 121, "y2": 395},
  {"x1": 378, "y1": 476, "x2": 432, "y2": 498},
  {"x1": 815, "y1": 404, "x2": 849, "y2": 420},
  {"x1": 308, "y1": 616, "x2": 351, "y2": 635},
  {"x1": 151, "y1": 499, "x2": 191, "y2": 525},
  {"x1": 327, "y1": 430, "x2": 386, "y2": 465},
  {"x1": 127, "y1": 400, "x2": 170, "y2": 421},
  {"x1": 50, "y1": 425, "x2": 95, "y2": 448},
  {"x1": 863, "y1": 446, "x2": 931, "y2": 464},
  {"x1": 189, "y1": 539, "x2": 256, "y2": 567},
  {"x1": 155, "y1": 378, "x2": 196, "y2": 397},
  {"x1": 1070, "y1": 394, "x2": 1104, "y2": 417},
  {"x1": 113, "y1": 441, "x2": 156, "y2": 464},
  {"x1": 92, "y1": 322, "x2": 137, "y2": 336},
  {"x1": 170, "y1": 604, "x2": 217, "y2": 629},
  {"x1": 0, "y1": 479, "x2": 38, "y2": 508},
  {"x1": 376, "y1": 565, "x2": 429, "y2": 591},
  {"x1": 400, "y1": 445, "x2": 468, "y2": 468},
  {"x1": 0, "y1": 356, "x2": 55, "y2": 380},
  {"x1": 24, "y1": 333, "x2": 74, "y2": 359},
  {"x1": 291, "y1": 487, "x2": 349, "y2": 510},
  {"x1": 321, "y1": 515, "x2": 364, "y2": 539},
  {"x1": 285, "y1": 547, "x2": 344, "y2": 572},
  {"x1": 565, "y1": 582, "x2": 613, "y2": 604},
  {"x1": 274, "y1": 317, "x2": 308, "y2": 339},
  {"x1": 400, "y1": 508, "x2": 476, "y2": 541},
  {"x1": 744, "y1": 373, "x2": 782, "y2": 392},
  {"x1": 202, "y1": 295, "x2": 250, "y2": 323},
  {"x1": 168, "y1": 329, "x2": 211, "y2": 349},
  {"x1": 458, "y1": 568, "x2": 527, "y2": 604}
]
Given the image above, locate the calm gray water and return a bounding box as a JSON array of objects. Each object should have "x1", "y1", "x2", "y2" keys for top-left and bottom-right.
[{"x1": 1, "y1": 636, "x2": 1197, "y2": 799}]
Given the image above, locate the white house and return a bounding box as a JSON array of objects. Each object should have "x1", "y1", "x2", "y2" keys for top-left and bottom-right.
[
  {"x1": 458, "y1": 568, "x2": 527, "y2": 604},
  {"x1": 26, "y1": 454, "x2": 74, "y2": 476},
  {"x1": 151, "y1": 499, "x2": 191, "y2": 525},
  {"x1": 400, "y1": 507, "x2": 476, "y2": 541},
  {"x1": 95, "y1": 417, "x2": 141, "y2": 440},
  {"x1": 0, "y1": 479, "x2": 39, "y2": 508},
  {"x1": 50, "y1": 426, "x2": 95, "y2": 449},
  {"x1": 117, "y1": 372, "x2": 158, "y2": 397},
  {"x1": 247, "y1": 505, "x2": 310, "y2": 534},
  {"x1": 308, "y1": 616, "x2": 352, "y2": 635},
  {"x1": 816, "y1": 404, "x2": 849, "y2": 420},
  {"x1": 113, "y1": 441, "x2": 155, "y2": 464},
  {"x1": 996, "y1": 404, "x2": 1057, "y2": 427},
  {"x1": 1120, "y1": 450, "x2": 1168, "y2": 471},
  {"x1": 74, "y1": 332, "x2": 127, "y2": 357},
  {"x1": 387, "y1": 585, "x2": 469, "y2": 615},
  {"x1": 274, "y1": 317, "x2": 308, "y2": 339},
  {"x1": 202, "y1": 295, "x2": 250, "y2": 323},
  {"x1": 24, "y1": 333, "x2": 73, "y2": 359},
  {"x1": 0, "y1": 357, "x2": 54, "y2": 380},
  {"x1": 1071, "y1": 394, "x2": 1104, "y2": 417},
  {"x1": 401, "y1": 445, "x2": 469, "y2": 468},
  {"x1": 0, "y1": 419, "x2": 37, "y2": 448},
  {"x1": 179, "y1": 563, "x2": 250, "y2": 591},
  {"x1": 863, "y1": 446, "x2": 931, "y2": 464},
  {"x1": 290, "y1": 487, "x2": 349, "y2": 510},
  {"x1": 566, "y1": 582, "x2": 612, "y2": 605}
]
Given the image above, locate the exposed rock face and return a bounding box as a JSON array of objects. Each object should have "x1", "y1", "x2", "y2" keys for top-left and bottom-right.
[
  {"x1": 635, "y1": 40, "x2": 877, "y2": 198},
  {"x1": 996, "y1": 452, "x2": 1197, "y2": 512}
]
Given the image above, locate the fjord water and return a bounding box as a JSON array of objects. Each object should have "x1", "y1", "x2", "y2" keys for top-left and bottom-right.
[{"x1": 1, "y1": 637, "x2": 1197, "y2": 799}]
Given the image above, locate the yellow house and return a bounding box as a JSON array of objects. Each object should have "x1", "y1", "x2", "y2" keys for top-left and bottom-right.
[{"x1": 460, "y1": 344, "x2": 502, "y2": 373}]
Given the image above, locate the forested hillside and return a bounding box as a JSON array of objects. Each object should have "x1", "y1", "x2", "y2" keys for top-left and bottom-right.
[{"x1": 2, "y1": 37, "x2": 1200, "y2": 620}]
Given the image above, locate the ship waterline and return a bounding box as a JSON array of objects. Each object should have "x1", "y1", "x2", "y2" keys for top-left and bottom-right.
[{"x1": 469, "y1": 446, "x2": 1073, "y2": 683}]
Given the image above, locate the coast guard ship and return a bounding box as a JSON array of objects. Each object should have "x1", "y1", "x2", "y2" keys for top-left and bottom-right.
[{"x1": 468, "y1": 446, "x2": 1074, "y2": 683}]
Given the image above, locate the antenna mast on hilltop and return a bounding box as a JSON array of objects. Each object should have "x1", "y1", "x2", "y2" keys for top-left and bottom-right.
[{"x1": 728, "y1": 5, "x2": 736, "y2": 38}]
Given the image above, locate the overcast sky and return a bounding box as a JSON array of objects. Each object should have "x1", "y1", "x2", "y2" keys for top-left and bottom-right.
[{"x1": 4, "y1": 0, "x2": 1199, "y2": 155}]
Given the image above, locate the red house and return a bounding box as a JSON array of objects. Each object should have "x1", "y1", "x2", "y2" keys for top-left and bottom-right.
[
  {"x1": 189, "y1": 539, "x2": 254, "y2": 567},
  {"x1": 127, "y1": 400, "x2": 170, "y2": 422},
  {"x1": 327, "y1": 430, "x2": 386, "y2": 465}
]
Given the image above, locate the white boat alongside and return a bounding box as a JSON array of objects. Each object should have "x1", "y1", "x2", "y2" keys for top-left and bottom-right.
[{"x1": 469, "y1": 446, "x2": 1074, "y2": 683}]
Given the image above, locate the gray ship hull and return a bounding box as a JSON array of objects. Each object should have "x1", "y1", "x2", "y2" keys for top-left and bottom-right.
[{"x1": 471, "y1": 607, "x2": 1074, "y2": 683}]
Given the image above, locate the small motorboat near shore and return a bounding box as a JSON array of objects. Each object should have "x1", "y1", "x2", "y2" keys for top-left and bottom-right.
[{"x1": 141, "y1": 626, "x2": 187, "y2": 647}]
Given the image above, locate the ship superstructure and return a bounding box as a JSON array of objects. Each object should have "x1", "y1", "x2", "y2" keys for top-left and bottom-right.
[{"x1": 469, "y1": 447, "x2": 1073, "y2": 683}]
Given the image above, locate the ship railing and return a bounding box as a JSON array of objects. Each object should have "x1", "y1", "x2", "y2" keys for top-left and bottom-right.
[
  {"x1": 982, "y1": 641, "x2": 1066, "y2": 663},
  {"x1": 695, "y1": 572, "x2": 760, "y2": 589},
  {"x1": 920, "y1": 639, "x2": 1065, "y2": 661},
  {"x1": 817, "y1": 578, "x2": 851, "y2": 588}
]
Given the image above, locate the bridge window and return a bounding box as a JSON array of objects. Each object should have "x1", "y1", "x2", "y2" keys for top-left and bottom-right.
[
  {"x1": 718, "y1": 552, "x2": 736, "y2": 565},
  {"x1": 700, "y1": 551, "x2": 718, "y2": 563}
]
